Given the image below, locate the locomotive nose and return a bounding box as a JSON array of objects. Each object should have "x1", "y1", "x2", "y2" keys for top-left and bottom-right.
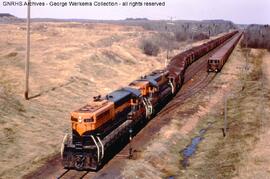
[{"x1": 71, "y1": 113, "x2": 95, "y2": 136}]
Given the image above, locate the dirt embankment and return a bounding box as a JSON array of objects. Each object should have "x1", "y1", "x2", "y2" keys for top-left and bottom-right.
[{"x1": 121, "y1": 45, "x2": 270, "y2": 178}]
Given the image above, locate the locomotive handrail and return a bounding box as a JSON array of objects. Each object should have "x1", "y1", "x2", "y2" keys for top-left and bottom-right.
[
  {"x1": 169, "y1": 80, "x2": 175, "y2": 94},
  {"x1": 97, "y1": 136, "x2": 104, "y2": 159},
  {"x1": 61, "y1": 133, "x2": 68, "y2": 159},
  {"x1": 91, "y1": 135, "x2": 100, "y2": 163}
]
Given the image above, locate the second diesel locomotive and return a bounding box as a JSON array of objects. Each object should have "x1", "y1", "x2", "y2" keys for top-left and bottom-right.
[{"x1": 61, "y1": 30, "x2": 239, "y2": 170}]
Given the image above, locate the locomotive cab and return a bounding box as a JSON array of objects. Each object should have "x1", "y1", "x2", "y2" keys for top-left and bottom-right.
[
  {"x1": 128, "y1": 97, "x2": 143, "y2": 120},
  {"x1": 70, "y1": 97, "x2": 115, "y2": 146},
  {"x1": 144, "y1": 70, "x2": 174, "y2": 103},
  {"x1": 128, "y1": 79, "x2": 159, "y2": 118},
  {"x1": 129, "y1": 80, "x2": 152, "y2": 96},
  {"x1": 71, "y1": 99, "x2": 114, "y2": 136}
]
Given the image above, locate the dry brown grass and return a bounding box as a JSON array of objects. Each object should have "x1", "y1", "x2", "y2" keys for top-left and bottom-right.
[{"x1": 234, "y1": 52, "x2": 270, "y2": 179}]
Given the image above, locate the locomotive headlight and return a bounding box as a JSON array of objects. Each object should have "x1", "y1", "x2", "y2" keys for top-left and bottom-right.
[{"x1": 78, "y1": 116, "x2": 82, "y2": 123}]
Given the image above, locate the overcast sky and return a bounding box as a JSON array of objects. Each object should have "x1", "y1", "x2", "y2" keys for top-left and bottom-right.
[{"x1": 0, "y1": 0, "x2": 269, "y2": 24}]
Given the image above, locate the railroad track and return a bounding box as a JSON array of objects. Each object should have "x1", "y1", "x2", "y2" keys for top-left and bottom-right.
[
  {"x1": 56, "y1": 169, "x2": 70, "y2": 179},
  {"x1": 160, "y1": 73, "x2": 216, "y2": 114},
  {"x1": 56, "y1": 169, "x2": 92, "y2": 179},
  {"x1": 159, "y1": 72, "x2": 216, "y2": 117}
]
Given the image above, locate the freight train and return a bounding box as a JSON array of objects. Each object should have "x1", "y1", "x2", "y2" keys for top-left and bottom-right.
[
  {"x1": 208, "y1": 32, "x2": 242, "y2": 72},
  {"x1": 61, "y1": 30, "x2": 239, "y2": 170}
]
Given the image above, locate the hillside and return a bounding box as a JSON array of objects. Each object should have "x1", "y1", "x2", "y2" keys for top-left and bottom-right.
[{"x1": 0, "y1": 13, "x2": 23, "y2": 23}]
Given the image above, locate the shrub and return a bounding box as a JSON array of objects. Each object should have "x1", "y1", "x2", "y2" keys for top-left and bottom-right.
[
  {"x1": 174, "y1": 31, "x2": 188, "y2": 42},
  {"x1": 240, "y1": 24, "x2": 270, "y2": 50},
  {"x1": 193, "y1": 33, "x2": 209, "y2": 41},
  {"x1": 141, "y1": 39, "x2": 160, "y2": 56}
]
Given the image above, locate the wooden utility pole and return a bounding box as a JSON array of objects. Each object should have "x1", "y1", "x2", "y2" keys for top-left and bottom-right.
[
  {"x1": 25, "y1": 0, "x2": 31, "y2": 100},
  {"x1": 224, "y1": 94, "x2": 228, "y2": 137}
]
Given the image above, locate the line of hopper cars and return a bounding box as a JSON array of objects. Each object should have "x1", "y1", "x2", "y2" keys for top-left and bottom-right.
[
  {"x1": 61, "y1": 30, "x2": 240, "y2": 170},
  {"x1": 208, "y1": 32, "x2": 242, "y2": 72}
]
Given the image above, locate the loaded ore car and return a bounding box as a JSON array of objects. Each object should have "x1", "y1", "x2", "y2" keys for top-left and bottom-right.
[{"x1": 208, "y1": 32, "x2": 242, "y2": 72}]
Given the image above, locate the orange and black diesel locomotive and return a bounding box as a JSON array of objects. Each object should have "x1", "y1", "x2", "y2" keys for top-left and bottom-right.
[{"x1": 61, "y1": 30, "x2": 239, "y2": 170}]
